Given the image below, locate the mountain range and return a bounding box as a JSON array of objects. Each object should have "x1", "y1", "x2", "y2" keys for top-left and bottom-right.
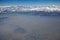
[{"x1": 0, "y1": 6, "x2": 60, "y2": 16}]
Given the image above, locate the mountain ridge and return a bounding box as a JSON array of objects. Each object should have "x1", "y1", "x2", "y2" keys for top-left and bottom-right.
[{"x1": 0, "y1": 6, "x2": 60, "y2": 12}]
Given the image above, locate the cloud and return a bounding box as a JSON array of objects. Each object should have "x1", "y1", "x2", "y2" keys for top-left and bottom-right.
[{"x1": 0, "y1": 6, "x2": 60, "y2": 12}]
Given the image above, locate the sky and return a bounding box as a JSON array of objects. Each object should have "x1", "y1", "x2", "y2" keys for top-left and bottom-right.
[{"x1": 0, "y1": 0, "x2": 60, "y2": 7}]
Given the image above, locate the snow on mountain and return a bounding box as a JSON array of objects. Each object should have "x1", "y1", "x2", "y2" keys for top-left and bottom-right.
[{"x1": 0, "y1": 6, "x2": 60, "y2": 13}]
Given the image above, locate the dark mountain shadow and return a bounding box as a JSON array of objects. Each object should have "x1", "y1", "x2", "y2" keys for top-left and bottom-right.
[{"x1": 15, "y1": 27, "x2": 26, "y2": 34}]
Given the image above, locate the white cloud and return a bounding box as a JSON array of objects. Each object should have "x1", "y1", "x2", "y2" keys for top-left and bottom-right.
[{"x1": 0, "y1": 6, "x2": 60, "y2": 12}]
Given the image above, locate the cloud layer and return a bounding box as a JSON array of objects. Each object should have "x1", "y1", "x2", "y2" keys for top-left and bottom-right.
[{"x1": 0, "y1": 6, "x2": 60, "y2": 13}]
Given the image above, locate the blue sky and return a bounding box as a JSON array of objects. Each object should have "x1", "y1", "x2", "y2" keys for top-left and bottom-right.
[{"x1": 0, "y1": 0, "x2": 60, "y2": 6}]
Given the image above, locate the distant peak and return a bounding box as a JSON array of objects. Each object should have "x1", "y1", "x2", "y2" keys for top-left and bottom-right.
[{"x1": 0, "y1": 6, "x2": 60, "y2": 12}]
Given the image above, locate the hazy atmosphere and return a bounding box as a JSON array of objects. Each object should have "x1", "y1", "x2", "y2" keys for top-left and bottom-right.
[{"x1": 0, "y1": 0, "x2": 60, "y2": 40}]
